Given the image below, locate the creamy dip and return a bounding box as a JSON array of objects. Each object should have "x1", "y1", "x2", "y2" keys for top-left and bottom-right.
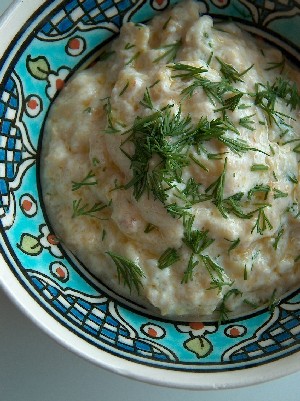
[{"x1": 41, "y1": 0, "x2": 300, "y2": 319}]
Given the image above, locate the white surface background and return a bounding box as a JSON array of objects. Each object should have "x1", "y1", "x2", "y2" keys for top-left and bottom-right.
[{"x1": 0, "y1": 1, "x2": 300, "y2": 400}]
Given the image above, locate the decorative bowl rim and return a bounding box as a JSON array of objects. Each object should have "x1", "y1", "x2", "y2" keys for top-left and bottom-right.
[{"x1": 1, "y1": 0, "x2": 300, "y2": 390}]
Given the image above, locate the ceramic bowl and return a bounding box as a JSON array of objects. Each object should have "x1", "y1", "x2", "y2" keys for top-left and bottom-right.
[{"x1": 0, "y1": 0, "x2": 300, "y2": 390}]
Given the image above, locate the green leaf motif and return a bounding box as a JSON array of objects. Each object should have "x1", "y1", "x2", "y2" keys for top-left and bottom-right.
[
  {"x1": 26, "y1": 55, "x2": 50, "y2": 80},
  {"x1": 17, "y1": 233, "x2": 42, "y2": 256},
  {"x1": 184, "y1": 336, "x2": 213, "y2": 358}
]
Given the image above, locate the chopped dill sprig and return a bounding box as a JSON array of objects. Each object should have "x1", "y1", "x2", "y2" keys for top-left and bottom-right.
[
  {"x1": 98, "y1": 50, "x2": 115, "y2": 61},
  {"x1": 247, "y1": 184, "x2": 270, "y2": 200},
  {"x1": 169, "y1": 63, "x2": 230, "y2": 104},
  {"x1": 149, "y1": 79, "x2": 160, "y2": 88},
  {"x1": 169, "y1": 63, "x2": 208, "y2": 78},
  {"x1": 124, "y1": 42, "x2": 135, "y2": 50},
  {"x1": 268, "y1": 289, "x2": 279, "y2": 313},
  {"x1": 264, "y1": 57, "x2": 285, "y2": 73},
  {"x1": 121, "y1": 107, "x2": 192, "y2": 201},
  {"x1": 144, "y1": 223, "x2": 157, "y2": 233},
  {"x1": 166, "y1": 203, "x2": 191, "y2": 219},
  {"x1": 216, "y1": 58, "x2": 253, "y2": 83},
  {"x1": 251, "y1": 164, "x2": 269, "y2": 171},
  {"x1": 125, "y1": 51, "x2": 141, "y2": 66},
  {"x1": 83, "y1": 106, "x2": 92, "y2": 114},
  {"x1": 71, "y1": 170, "x2": 97, "y2": 191},
  {"x1": 243, "y1": 298, "x2": 259, "y2": 309},
  {"x1": 273, "y1": 227, "x2": 284, "y2": 250},
  {"x1": 288, "y1": 173, "x2": 298, "y2": 184},
  {"x1": 201, "y1": 254, "x2": 233, "y2": 292},
  {"x1": 162, "y1": 16, "x2": 171, "y2": 30},
  {"x1": 181, "y1": 253, "x2": 198, "y2": 283},
  {"x1": 182, "y1": 214, "x2": 215, "y2": 254},
  {"x1": 119, "y1": 81, "x2": 129, "y2": 96},
  {"x1": 140, "y1": 87, "x2": 154, "y2": 110},
  {"x1": 154, "y1": 39, "x2": 182, "y2": 63},
  {"x1": 181, "y1": 178, "x2": 212, "y2": 205},
  {"x1": 158, "y1": 247, "x2": 180, "y2": 269},
  {"x1": 217, "y1": 288, "x2": 242, "y2": 325},
  {"x1": 106, "y1": 251, "x2": 145, "y2": 294},
  {"x1": 251, "y1": 204, "x2": 273, "y2": 235},
  {"x1": 243, "y1": 264, "x2": 248, "y2": 280},
  {"x1": 205, "y1": 157, "x2": 227, "y2": 217},
  {"x1": 215, "y1": 92, "x2": 244, "y2": 112},
  {"x1": 189, "y1": 153, "x2": 209, "y2": 172},
  {"x1": 102, "y1": 97, "x2": 120, "y2": 134},
  {"x1": 273, "y1": 188, "x2": 288, "y2": 199},
  {"x1": 207, "y1": 51, "x2": 214, "y2": 65},
  {"x1": 253, "y1": 77, "x2": 300, "y2": 126},
  {"x1": 225, "y1": 237, "x2": 240, "y2": 253},
  {"x1": 221, "y1": 192, "x2": 252, "y2": 219},
  {"x1": 239, "y1": 114, "x2": 255, "y2": 131},
  {"x1": 72, "y1": 199, "x2": 107, "y2": 219}
]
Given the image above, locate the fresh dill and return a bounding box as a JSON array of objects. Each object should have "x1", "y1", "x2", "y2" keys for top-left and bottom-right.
[
  {"x1": 140, "y1": 87, "x2": 154, "y2": 110},
  {"x1": 239, "y1": 114, "x2": 255, "y2": 131},
  {"x1": 247, "y1": 184, "x2": 270, "y2": 200},
  {"x1": 166, "y1": 203, "x2": 191, "y2": 219},
  {"x1": 144, "y1": 223, "x2": 157, "y2": 233},
  {"x1": 162, "y1": 16, "x2": 171, "y2": 30},
  {"x1": 182, "y1": 214, "x2": 215, "y2": 254},
  {"x1": 253, "y1": 77, "x2": 300, "y2": 126},
  {"x1": 273, "y1": 227, "x2": 284, "y2": 250},
  {"x1": 181, "y1": 253, "x2": 198, "y2": 283},
  {"x1": 216, "y1": 58, "x2": 253, "y2": 83},
  {"x1": 154, "y1": 39, "x2": 182, "y2": 63},
  {"x1": 71, "y1": 170, "x2": 97, "y2": 191},
  {"x1": 83, "y1": 106, "x2": 92, "y2": 114},
  {"x1": 158, "y1": 248, "x2": 180, "y2": 269},
  {"x1": 288, "y1": 173, "x2": 298, "y2": 184},
  {"x1": 215, "y1": 92, "x2": 244, "y2": 112},
  {"x1": 106, "y1": 251, "x2": 145, "y2": 294},
  {"x1": 125, "y1": 51, "x2": 141, "y2": 66},
  {"x1": 189, "y1": 153, "x2": 209, "y2": 172},
  {"x1": 243, "y1": 264, "x2": 248, "y2": 280},
  {"x1": 119, "y1": 81, "x2": 129, "y2": 96},
  {"x1": 251, "y1": 205, "x2": 273, "y2": 235},
  {"x1": 149, "y1": 79, "x2": 160, "y2": 88},
  {"x1": 201, "y1": 254, "x2": 233, "y2": 292},
  {"x1": 102, "y1": 97, "x2": 120, "y2": 134},
  {"x1": 92, "y1": 157, "x2": 100, "y2": 166},
  {"x1": 169, "y1": 63, "x2": 208, "y2": 79},
  {"x1": 264, "y1": 57, "x2": 285, "y2": 73},
  {"x1": 217, "y1": 288, "x2": 242, "y2": 324},
  {"x1": 207, "y1": 51, "x2": 214, "y2": 65},
  {"x1": 124, "y1": 42, "x2": 135, "y2": 50},
  {"x1": 268, "y1": 289, "x2": 279, "y2": 313},
  {"x1": 169, "y1": 63, "x2": 231, "y2": 104},
  {"x1": 205, "y1": 157, "x2": 227, "y2": 217},
  {"x1": 72, "y1": 199, "x2": 107, "y2": 219},
  {"x1": 273, "y1": 188, "x2": 288, "y2": 199},
  {"x1": 98, "y1": 50, "x2": 115, "y2": 61},
  {"x1": 225, "y1": 237, "x2": 240, "y2": 253},
  {"x1": 121, "y1": 107, "x2": 192, "y2": 201},
  {"x1": 250, "y1": 164, "x2": 269, "y2": 171}
]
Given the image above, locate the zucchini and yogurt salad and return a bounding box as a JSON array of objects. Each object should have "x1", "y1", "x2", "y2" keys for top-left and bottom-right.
[{"x1": 41, "y1": 0, "x2": 300, "y2": 320}]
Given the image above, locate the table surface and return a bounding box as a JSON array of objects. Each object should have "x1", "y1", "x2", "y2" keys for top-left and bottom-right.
[{"x1": 1, "y1": 1, "x2": 300, "y2": 400}]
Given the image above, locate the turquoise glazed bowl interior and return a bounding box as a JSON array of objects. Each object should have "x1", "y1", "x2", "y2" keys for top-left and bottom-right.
[{"x1": 0, "y1": 0, "x2": 300, "y2": 389}]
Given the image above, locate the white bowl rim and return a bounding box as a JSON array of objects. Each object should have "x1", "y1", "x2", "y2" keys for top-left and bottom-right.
[{"x1": 0, "y1": 0, "x2": 300, "y2": 390}]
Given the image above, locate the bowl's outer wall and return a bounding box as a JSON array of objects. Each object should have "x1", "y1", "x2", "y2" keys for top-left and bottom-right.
[{"x1": 0, "y1": 0, "x2": 300, "y2": 390}]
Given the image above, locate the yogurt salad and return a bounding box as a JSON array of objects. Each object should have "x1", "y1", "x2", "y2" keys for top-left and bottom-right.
[{"x1": 41, "y1": 0, "x2": 300, "y2": 319}]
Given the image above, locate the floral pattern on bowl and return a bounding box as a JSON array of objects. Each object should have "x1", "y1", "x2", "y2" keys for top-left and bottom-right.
[{"x1": 0, "y1": 0, "x2": 300, "y2": 389}]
